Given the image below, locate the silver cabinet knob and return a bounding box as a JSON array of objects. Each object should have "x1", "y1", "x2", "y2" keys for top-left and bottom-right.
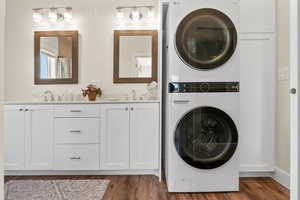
[
  {"x1": 69, "y1": 157, "x2": 81, "y2": 160},
  {"x1": 291, "y1": 88, "x2": 297, "y2": 94},
  {"x1": 70, "y1": 110, "x2": 82, "y2": 113},
  {"x1": 125, "y1": 108, "x2": 129, "y2": 111},
  {"x1": 131, "y1": 108, "x2": 134, "y2": 111},
  {"x1": 19, "y1": 108, "x2": 23, "y2": 112},
  {"x1": 70, "y1": 130, "x2": 82, "y2": 134}
]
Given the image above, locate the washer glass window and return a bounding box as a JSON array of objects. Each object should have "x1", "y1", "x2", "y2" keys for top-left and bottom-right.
[
  {"x1": 176, "y1": 8, "x2": 237, "y2": 70},
  {"x1": 174, "y1": 107, "x2": 238, "y2": 169}
]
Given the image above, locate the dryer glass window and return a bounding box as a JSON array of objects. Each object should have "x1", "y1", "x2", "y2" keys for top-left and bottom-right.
[
  {"x1": 176, "y1": 8, "x2": 237, "y2": 70},
  {"x1": 174, "y1": 107, "x2": 238, "y2": 169}
]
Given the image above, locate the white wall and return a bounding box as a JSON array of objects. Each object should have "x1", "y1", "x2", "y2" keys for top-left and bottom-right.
[
  {"x1": 5, "y1": 0, "x2": 159, "y2": 101},
  {"x1": 276, "y1": 0, "x2": 290, "y2": 174},
  {"x1": 0, "y1": 0, "x2": 5, "y2": 198}
]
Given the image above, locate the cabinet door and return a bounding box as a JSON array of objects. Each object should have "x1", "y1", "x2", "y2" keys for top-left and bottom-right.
[
  {"x1": 240, "y1": 34, "x2": 276, "y2": 172},
  {"x1": 130, "y1": 104, "x2": 159, "y2": 169},
  {"x1": 240, "y1": 0, "x2": 276, "y2": 33},
  {"x1": 4, "y1": 106, "x2": 25, "y2": 170},
  {"x1": 25, "y1": 105, "x2": 53, "y2": 170},
  {"x1": 101, "y1": 104, "x2": 130, "y2": 169}
]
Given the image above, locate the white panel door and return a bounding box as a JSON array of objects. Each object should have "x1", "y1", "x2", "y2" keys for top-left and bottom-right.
[
  {"x1": 240, "y1": 0, "x2": 276, "y2": 33},
  {"x1": 25, "y1": 105, "x2": 53, "y2": 170},
  {"x1": 101, "y1": 104, "x2": 130, "y2": 169},
  {"x1": 130, "y1": 104, "x2": 159, "y2": 169},
  {"x1": 290, "y1": 0, "x2": 300, "y2": 197},
  {"x1": 4, "y1": 106, "x2": 25, "y2": 170},
  {"x1": 239, "y1": 34, "x2": 276, "y2": 172}
]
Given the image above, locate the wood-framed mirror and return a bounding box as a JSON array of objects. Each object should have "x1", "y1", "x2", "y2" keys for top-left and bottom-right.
[
  {"x1": 34, "y1": 31, "x2": 78, "y2": 84},
  {"x1": 114, "y1": 30, "x2": 158, "y2": 84}
]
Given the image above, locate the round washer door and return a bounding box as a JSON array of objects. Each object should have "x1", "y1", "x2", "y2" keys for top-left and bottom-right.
[
  {"x1": 174, "y1": 107, "x2": 238, "y2": 169},
  {"x1": 175, "y1": 8, "x2": 237, "y2": 70}
]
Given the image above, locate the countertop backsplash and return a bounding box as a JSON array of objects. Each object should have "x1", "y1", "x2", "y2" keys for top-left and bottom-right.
[{"x1": 27, "y1": 84, "x2": 159, "y2": 103}]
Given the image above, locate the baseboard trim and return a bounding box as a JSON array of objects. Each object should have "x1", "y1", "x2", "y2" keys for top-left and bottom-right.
[
  {"x1": 5, "y1": 169, "x2": 159, "y2": 177},
  {"x1": 239, "y1": 171, "x2": 274, "y2": 177},
  {"x1": 6, "y1": 169, "x2": 289, "y2": 189},
  {"x1": 272, "y1": 168, "x2": 290, "y2": 189},
  {"x1": 240, "y1": 170, "x2": 290, "y2": 190}
]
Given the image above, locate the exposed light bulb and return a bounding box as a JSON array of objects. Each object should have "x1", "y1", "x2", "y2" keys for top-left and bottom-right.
[
  {"x1": 116, "y1": 9, "x2": 124, "y2": 19},
  {"x1": 64, "y1": 8, "x2": 72, "y2": 23},
  {"x1": 130, "y1": 8, "x2": 141, "y2": 22},
  {"x1": 48, "y1": 8, "x2": 57, "y2": 23},
  {"x1": 147, "y1": 7, "x2": 154, "y2": 18},
  {"x1": 33, "y1": 11, "x2": 42, "y2": 23}
]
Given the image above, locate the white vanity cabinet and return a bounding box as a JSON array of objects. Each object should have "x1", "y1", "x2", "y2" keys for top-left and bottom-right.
[
  {"x1": 100, "y1": 104, "x2": 130, "y2": 169},
  {"x1": 4, "y1": 102, "x2": 160, "y2": 176},
  {"x1": 4, "y1": 105, "x2": 53, "y2": 170},
  {"x1": 53, "y1": 104, "x2": 100, "y2": 170},
  {"x1": 130, "y1": 104, "x2": 159, "y2": 169},
  {"x1": 101, "y1": 103, "x2": 159, "y2": 170},
  {"x1": 4, "y1": 105, "x2": 26, "y2": 170}
]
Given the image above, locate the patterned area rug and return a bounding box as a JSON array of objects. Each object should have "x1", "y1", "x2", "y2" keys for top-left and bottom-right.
[{"x1": 5, "y1": 179, "x2": 110, "y2": 200}]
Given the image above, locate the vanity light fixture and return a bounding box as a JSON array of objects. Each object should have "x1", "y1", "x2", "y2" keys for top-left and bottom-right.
[
  {"x1": 116, "y1": 8, "x2": 125, "y2": 19},
  {"x1": 130, "y1": 7, "x2": 142, "y2": 22},
  {"x1": 147, "y1": 7, "x2": 154, "y2": 18},
  {"x1": 116, "y1": 6, "x2": 154, "y2": 22},
  {"x1": 64, "y1": 7, "x2": 73, "y2": 23},
  {"x1": 33, "y1": 11, "x2": 43, "y2": 23},
  {"x1": 32, "y1": 7, "x2": 73, "y2": 24},
  {"x1": 48, "y1": 8, "x2": 58, "y2": 23}
]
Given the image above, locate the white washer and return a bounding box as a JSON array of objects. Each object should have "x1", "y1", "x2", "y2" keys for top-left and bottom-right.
[
  {"x1": 164, "y1": 82, "x2": 240, "y2": 192},
  {"x1": 165, "y1": 0, "x2": 240, "y2": 82}
]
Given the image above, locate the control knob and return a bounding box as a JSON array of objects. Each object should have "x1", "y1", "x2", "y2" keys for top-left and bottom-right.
[{"x1": 200, "y1": 83, "x2": 210, "y2": 92}]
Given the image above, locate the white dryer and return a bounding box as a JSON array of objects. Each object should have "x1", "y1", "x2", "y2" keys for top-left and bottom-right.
[
  {"x1": 165, "y1": 0, "x2": 240, "y2": 82},
  {"x1": 164, "y1": 82, "x2": 240, "y2": 192}
]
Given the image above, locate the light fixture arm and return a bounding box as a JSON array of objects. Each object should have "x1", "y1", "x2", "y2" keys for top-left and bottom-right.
[
  {"x1": 33, "y1": 6, "x2": 72, "y2": 11},
  {"x1": 32, "y1": 7, "x2": 73, "y2": 24},
  {"x1": 116, "y1": 6, "x2": 154, "y2": 10}
]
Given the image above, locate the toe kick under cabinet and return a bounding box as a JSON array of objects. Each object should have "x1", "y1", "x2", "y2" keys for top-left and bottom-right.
[{"x1": 4, "y1": 103, "x2": 160, "y2": 176}]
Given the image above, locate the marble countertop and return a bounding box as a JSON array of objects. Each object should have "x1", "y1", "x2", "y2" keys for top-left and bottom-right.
[{"x1": 4, "y1": 99, "x2": 161, "y2": 105}]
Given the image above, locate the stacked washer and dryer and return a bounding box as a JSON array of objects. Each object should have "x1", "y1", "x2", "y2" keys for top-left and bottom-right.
[{"x1": 163, "y1": 0, "x2": 241, "y2": 192}]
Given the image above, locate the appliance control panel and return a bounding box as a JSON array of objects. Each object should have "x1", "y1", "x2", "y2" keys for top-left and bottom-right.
[{"x1": 169, "y1": 82, "x2": 240, "y2": 93}]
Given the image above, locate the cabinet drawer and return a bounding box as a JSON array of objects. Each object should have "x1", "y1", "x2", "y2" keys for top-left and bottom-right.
[
  {"x1": 54, "y1": 105, "x2": 100, "y2": 118},
  {"x1": 54, "y1": 144, "x2": 99, "y2": 170},
  {"x1": 54, "y1": 118, "x2": 100, "y2": 144}
]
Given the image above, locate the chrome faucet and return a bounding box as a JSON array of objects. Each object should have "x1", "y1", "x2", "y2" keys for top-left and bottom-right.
[{"x1": 44, "y1": 90, "x2": 55, "y2": 102}]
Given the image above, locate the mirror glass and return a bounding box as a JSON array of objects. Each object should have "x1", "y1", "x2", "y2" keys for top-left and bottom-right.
[
  {"x1": 40, "y1": 36, "x2": 73, "y2": 79},
  {"x1": 114, "y1": 30, "x2": 158, "y2": 84},
  {"x1": 119, "y1": 36, "x2": 152, "y2": 78},
  {"x1": 35, "y1": 31, "x2": 78, "y2": 85}
]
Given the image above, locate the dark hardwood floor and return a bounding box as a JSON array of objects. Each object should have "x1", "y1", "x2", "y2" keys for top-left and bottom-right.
[{"x1": 5, "y1": 175, "x2": 290, "y2": 200}]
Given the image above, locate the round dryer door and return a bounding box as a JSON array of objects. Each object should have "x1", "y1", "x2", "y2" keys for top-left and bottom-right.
[
  {"x1": 174, "y1": 107, "x2": 238, "y2": 169},
  {"x1": 175, "y1": 8, "x2": 237, "y2": 70}
]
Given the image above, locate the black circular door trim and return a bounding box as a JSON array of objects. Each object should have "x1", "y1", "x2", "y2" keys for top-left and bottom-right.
[
  {"x1": 175, "y1": 8, "x2": 238, "y2": 70},
  {"x1": 174, "y1": 107, "x2": 238, "y2": 170}
]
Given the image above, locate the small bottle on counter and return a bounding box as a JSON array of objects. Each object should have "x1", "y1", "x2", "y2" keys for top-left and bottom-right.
[{"x1": 131, "y1": 90, "x2": 137, "y2": 100}]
